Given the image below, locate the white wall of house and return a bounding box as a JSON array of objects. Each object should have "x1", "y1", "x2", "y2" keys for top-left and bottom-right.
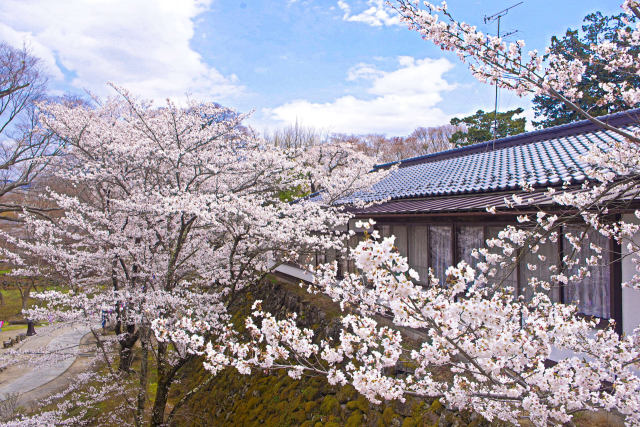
[{"x1": 622, "y1": 213, "x2": 640, "y2": 336}]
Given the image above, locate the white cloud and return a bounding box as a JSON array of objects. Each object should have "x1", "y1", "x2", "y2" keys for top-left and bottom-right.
[
  {"x1": 265, "y1": 57, "x2": 456, "y2": 135},
  {"x1": 337, "y1": 0, "x2": 401, "y2": 27},
  {"x1": 0, "y1": 0, "x2": 243, "y2": 102},
  {"x1": 346, "y1": 62, "x2": 384, "y2": 81}
]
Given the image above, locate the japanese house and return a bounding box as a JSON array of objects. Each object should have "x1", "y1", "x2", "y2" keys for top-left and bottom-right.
[{"x1": 277, "y1": 108, "x2": 640, "y2": 336}]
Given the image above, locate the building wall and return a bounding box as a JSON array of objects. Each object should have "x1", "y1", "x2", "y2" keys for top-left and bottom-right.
[
  {"x1": 622, "y1": 213, "x2": 640, "y2": 335},
  {"x1": 279, "y1": 213, "x2": 632, "y2": 333},
  {"x1": 274, "y1": 263, "x2": 315, "y2": 283}
]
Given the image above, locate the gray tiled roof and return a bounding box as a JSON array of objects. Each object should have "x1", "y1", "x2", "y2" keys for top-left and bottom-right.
[{"x1": 345, "y1": 109, "x2": 640, "y2": 203}]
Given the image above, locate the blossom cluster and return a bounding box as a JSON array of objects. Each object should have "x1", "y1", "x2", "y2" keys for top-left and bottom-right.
[
  {"x1": 0, "y1": 84, "x2": 386, "y2": 424},
  {"x1": 165, "y1": 228, "x2": 640, "y2": 425}
]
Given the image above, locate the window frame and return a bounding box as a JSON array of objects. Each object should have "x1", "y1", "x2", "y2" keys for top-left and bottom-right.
[{"x1": 360, "y1": 214, "x2": 622, "y2": 330}]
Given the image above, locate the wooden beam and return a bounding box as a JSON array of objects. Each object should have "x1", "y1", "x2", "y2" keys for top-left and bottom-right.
[{"x1": 610, "y1": 219, "x2": 623, "y2": 335}]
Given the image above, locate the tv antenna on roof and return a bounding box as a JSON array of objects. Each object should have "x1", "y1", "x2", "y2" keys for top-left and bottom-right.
[{"x1": 483, "y1": 1, "x2": 523, "y2": 140}]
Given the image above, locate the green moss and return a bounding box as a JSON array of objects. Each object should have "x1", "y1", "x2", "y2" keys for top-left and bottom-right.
[
  {"x1": 147, "y1": 381, "x2": 157, "y2": 399},
  {"x1": 325, "y1": 422, "x2": 341, "y2": 427},
  {"x1": 320, "y1": 395, "x2": 340, "y2": 416},
  {"x1": 345, "y1": 410, "x2": 363, "y2": 427},
  {"x1": 304, "y1": 401, "x2": 318, "y2": 412},
  {"x1": 411, "y1": 401, "x2": 426, "y2": 414},
  {"x1": 336, "y1": 384, "x2": 356, "y2": 403},
  {"x1": 302, "y1": 386, "x2": 320, "y2": 401},
  {"x1": 291, "y1": 410, "x2": 307, "y2": 423},
  {"x1": 245, "y1": 396, "x2": 261, "y2": 409},
  {"x1": 402, "y1": 417, "x2": 418, "y2": 427},
  {"x1": 249, "y1": 403, "x2": 266, "y2": 421},
  {"x1": 346, "y1": 396, "x2": 368, "y2": 413},
  {"x1": 382, "y1": 406, "x2": 398, "y2": 424},
  {"x1": 430, "y1": 399, "x2": 444, "y2": 414}
]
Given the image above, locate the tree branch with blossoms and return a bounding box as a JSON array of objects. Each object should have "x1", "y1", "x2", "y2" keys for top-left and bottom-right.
[
  {"x1": 0, "y1": 85, "x2": 388, "y2": 425},
  {"x1": 391, "y1": 0, "x2": 640, "y2": 143},
  {"x1": 158, "y1": 225, "x2": 640, "y2": 425}
]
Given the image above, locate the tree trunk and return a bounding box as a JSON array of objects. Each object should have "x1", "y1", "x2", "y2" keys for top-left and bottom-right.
[
  {"x1": 116, "y1": 322, "x2": 138, "y2": 372},
  {"x1": 19, "y1": 283, "x2": 32, "y2": 311},
  {"x1": 150, "y1": 344, "x2": 192, "y2": 426},
  {"x1": 135, "y1": 330, "x2": 149, "y2": 427},
  {"x1": 150, "y1": 342, "x2": 169, "y2": 426},
  {"x1": 20, "y1": 289, "x2": 29, "y2": 310},
  {"x1": 151, "y1": 375, "x2": 170, "y2": 426}
]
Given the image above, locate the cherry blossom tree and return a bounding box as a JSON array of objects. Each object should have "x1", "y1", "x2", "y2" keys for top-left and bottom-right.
[
  {"x1": 0, "y1": 85, "x2": 385, "y2": 425},
  {"x1": 153, "y1": 1, "x2": 640, "y2": 425}
]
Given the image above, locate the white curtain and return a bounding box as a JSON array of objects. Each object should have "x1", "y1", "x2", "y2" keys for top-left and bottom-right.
[
  {"x1": 564, "y1": 227, "x2": 610, "y2": 319},
  {"x1": 409, "y1": 225, "x2": 429, "y2": 284},
  {"x1": 430, "y1": 226, "x2": 452, "y2": 286},
  {"x1": 518, "y1": 236, "x2": 560, "y2": 302},
  {"x1": 487, "y1": 226, "x2": 518, "y2": 293},
  {"x1": 456, "y1": 225, "x2": 484, "y2": 269}
]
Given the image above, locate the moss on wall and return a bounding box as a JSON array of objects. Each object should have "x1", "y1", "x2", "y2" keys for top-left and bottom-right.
[
  {"x1": 170, "y1": 361, "x2": 465, "y2": 426},
  {"x1": 168, "y1": 279, "x2": 492, "y2": 426}
]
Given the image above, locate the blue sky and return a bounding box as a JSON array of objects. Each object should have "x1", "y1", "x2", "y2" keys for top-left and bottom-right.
[{"x1": 0, "y1": 0, "x2": 625, "y2": 136}]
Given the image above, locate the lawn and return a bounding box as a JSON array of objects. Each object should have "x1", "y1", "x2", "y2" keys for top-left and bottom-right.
[
  {"x1": 0, "y1": 288, "x2": 35, "y2": 322},
  {"x1": 0, "y1": 267, "x2": 59, "y2": 322}
]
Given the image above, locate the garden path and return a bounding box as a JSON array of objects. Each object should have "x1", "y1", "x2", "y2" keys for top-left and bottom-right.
[{"x1": 0, "y1": 324, "x2": 92, "y2": 407}]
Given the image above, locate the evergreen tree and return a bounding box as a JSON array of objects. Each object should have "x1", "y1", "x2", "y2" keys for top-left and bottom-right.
[
  {"x1": 532, "y1": 12, "x2": 640, "y2": 128},
  {"x1": 449, "y1": 108, "x2": 526, "y2": 146}
]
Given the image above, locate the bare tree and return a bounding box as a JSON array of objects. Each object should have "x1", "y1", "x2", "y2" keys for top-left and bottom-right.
[
  {"x1": 335, "y1": 124, "x2": 462, "y2": 163},
  {"x1": 265, "y1": 121, "x2": 325, "y2": 150},
  {"x1": 266, "y1": 122, "x2": 461, "y2": 163},
  {"x1": 407, "y1": 124, "x2": 460, "y2": 154},
  {"x1": 0, "y1": 43, "x2": 59, "y2": 221}
]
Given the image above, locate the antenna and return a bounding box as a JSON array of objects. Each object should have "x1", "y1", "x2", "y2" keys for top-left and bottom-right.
[{"x1": 483, "y1": 1, "x2": 523, "y2": 140}]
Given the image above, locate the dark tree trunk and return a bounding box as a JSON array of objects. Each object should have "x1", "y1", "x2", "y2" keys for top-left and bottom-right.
[
  {"x1": 151, "y1": 343, "x2": 191, "y2": 427},
  {"x1": 19, "y1": 282, "x2": 33, "y2": 311},
  {"x1": 150, "y1": 342, "x2": 169, "y2": 426},
  {"x1": 151, "y1": 375, "x2": 170, "y2": 426},
  {"x1": 135, "y1": 331, "x2": 149, "y2": 427},
  {"x1": 116, "y1": 322, "x2": 138, "y2": 372},
  {"x1": 20, "y1": 290, "x2": 29, "y2": 310}
]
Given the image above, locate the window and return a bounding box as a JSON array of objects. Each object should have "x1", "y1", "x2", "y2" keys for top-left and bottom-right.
[
  {"x1": 563, "y1": 226, "x2": 611, "y2": 319},
  {"x1": 408, "y1": 226, "x2": 429, "y2": 284},
  {"x1": 456, "y1": 225, "x2": 484, "y2": 269},
  {"x1": 392, "y1": 225, "x2": 408, "y2": 258},
  {"x1": 518, "y1": 236, "x2": 560, "y2": 302},
  {"x1": 339, "y1": 220, "x2": 614, "y2": 321},
  {"x1": 430, "y1": 226, "x2": 452, "y2": 286}
]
